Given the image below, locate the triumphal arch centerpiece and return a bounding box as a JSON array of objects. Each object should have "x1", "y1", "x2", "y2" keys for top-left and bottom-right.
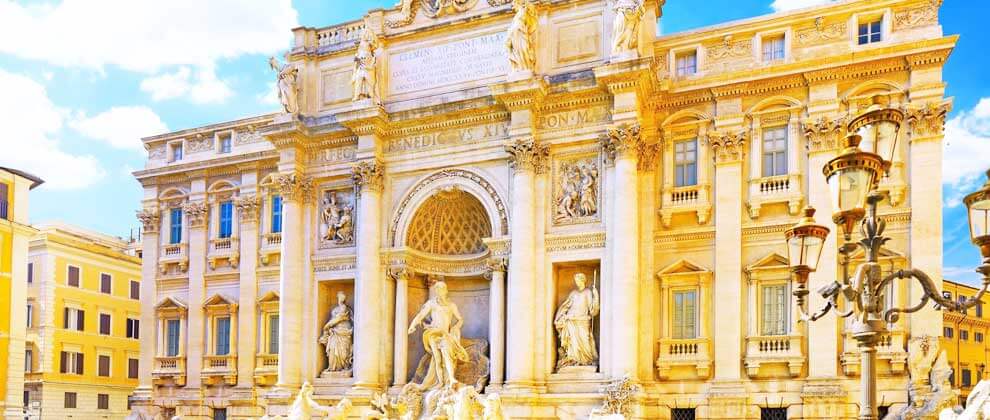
[{"x1": 131, "y1": 0, "x2": 955, "y2": 418}]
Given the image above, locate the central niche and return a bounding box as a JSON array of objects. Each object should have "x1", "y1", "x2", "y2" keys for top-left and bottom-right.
[{"x1": 406, "y1": 187, "x2": 492, "y2": 255}]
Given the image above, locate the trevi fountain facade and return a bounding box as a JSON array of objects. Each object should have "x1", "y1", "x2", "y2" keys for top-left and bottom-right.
[{"x1": 129, "y1": 0, "x2": 956, "y2": 418}]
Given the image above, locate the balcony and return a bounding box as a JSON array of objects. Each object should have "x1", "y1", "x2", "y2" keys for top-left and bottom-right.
[
  {"x1": 744, "y1": 334, "x2": 804, "y2": 378},
  {"x1": 158, "y1": 243, "x2": 188, "y2": 274},
  {"x1": 656, "y1": 338, "x2": 712, "y2": 379},
  {"x1": 747, "y1": 174, "x2": 803, "y2": 218},
  {"x1": 254, "y1": 354, "x2": 279, "y2": 386},
  {"x1": 208, "y1": 237, "x2": 240, "y2": 270},
  {"x1": 840, "y1": 329, "x2": 908, "y2": 376},
  {"x1": 659, "y1": 184, "x2": 712, "y2": 228},
  {"x1": 152, "y1": 356, "x2": 186, "y2": 386},
  {"x1": 260, "y1": 232, "x2": 282, "y2": 266},
  {"x1": 201, "y1": 355, "x2": 237, "y2": 386}
]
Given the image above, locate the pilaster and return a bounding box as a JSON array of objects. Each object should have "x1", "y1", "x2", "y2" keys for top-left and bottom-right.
[
  {"x1": 350, "y1": 159, "x2": 386, "y2": 393},
  {"x1": 234, "y1": 193, "x2": 260, "y2": 388},
  {"x1": 274, "y1": 171, "x2": 314, "y2": 390},
  {"x1": 183, "y1": 197, "x2": 208, "y2": 389},
  {"x1": 132, "y1": 208, "x2": 161, "y2": 409}
]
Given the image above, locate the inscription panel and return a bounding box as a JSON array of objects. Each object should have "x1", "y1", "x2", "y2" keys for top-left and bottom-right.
[
  {"x1": 556, "y1": 20, "x2": 600, "y2": 65},
  {"x1": 538, "y1": 105, "x2": 610, "y2": 130},
  {"x1": 312, "y1": 146, "x2": 357, "y2": 164},
  {"x1": 385, "y1": 122, "x2": 509, "y2": 154},
  {"x1": 389, "y1": 32, "x2": 509, "y2": 96},
  {"x1": 321, "y1": 70, "x2": 352, "y2": 105}
]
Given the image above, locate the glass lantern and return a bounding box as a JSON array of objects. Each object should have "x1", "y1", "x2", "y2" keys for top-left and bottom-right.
[
  {"x1": 822, "y1": 134, "x2": 885, "y2": 237},
  {"x1": 965, "y1": 170, "x2": 990, "y2": 260},
  {"x1": 785, "y1": 207, "x2": 831, "y2": 284},
  {"x1": 848, "y1": 95, "x2": 904, "y2": 168}
]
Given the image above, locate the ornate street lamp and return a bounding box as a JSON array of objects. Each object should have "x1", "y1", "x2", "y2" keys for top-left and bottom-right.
[{"x1": 786, "y1": 101, "x2": 990, "y2": 420}]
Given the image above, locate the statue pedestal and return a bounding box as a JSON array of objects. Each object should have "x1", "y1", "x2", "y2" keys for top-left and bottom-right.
[
  {"x1": 273, "y1": 112, "x2": 297, "y2": 124},
  {"x1": 320, "y1": 369, "x2": 353, "y2": 379},
  {"x1": 547, "y1": 366, "x2": 606, "y2": 394},
  {"x1": 314, "y1": 373, "x2": 354, "y2": 396}
]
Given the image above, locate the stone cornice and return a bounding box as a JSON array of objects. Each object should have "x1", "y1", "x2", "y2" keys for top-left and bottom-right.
[
  {"x1": 336, "y1": 103, "x2": 390, "y2": 137},
  {"x1": 594, "y1": 57, "x2": 656, "y2": 97},
  {"x1": 385, "y1": 107, "x2": 509, "y2": 138},
  {"x1": 133, "y1": 151, "x2": 279, "y2": 184},
  {"x1": 491, "y1": 77, "x2": 549, "y2": 112}
]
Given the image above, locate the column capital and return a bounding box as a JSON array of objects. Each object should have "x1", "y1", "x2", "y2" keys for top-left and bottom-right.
[
  {"x1": 708, "y1": 129, "x2": 748, "y2": 164},
  {"x1": 601, "y1": 123, "x2": 643, "y2": 165},
  {"x1": 388, "y1": 266, "x2": 411, "y2": 282},
  {"x1": 485, "y1": 257, "x2": 508, "y2": 280},
  {"x1": 505, "y1": 138, "x2": 549, "y2": 173},
  {"x1": 136, "y1": 208, "x2": 161, "y2": 235},
  {"x1": 802, "y1": 115, "x2": 846, "y2": 154},
  {"x1": 352, "y1": 159, "x2": 385, "y2": 194},
  {"x1": 182, "y1": 200, "x2": 209, "y2": 229},
  {"x1": 906, "y1": 100, "x2": 952, "y2": 141},
  {"x1": 274, "y1": 172, "x2": 315, "y2": 203},
  {"x1": 234, "y1": 195, "x2": 261, "y2": 225}
]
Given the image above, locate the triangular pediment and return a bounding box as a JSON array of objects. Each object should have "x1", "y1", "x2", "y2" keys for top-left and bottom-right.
[
  {"x1": 203, "y1": 293, "x2": 237, "y2": 307},
  {"x1": 657, "y1": 258, "x2": 710, "y2": 276},
  {"x1": 155, "y1": 296, "x2": 187, "y2": 311},
  {"x1": 746, "y1": 252, "x2": 790, "y2": 272},
  {"x1": 257, "y1": 290, "x2": 280, "y2": 303}
]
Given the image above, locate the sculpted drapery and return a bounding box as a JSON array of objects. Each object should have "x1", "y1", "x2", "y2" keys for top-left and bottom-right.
[
  {"x1": 506, "y1": 0, "x2": 537, "y2": 74},
  {"x1": 555, "y1": 273, "x2": 600, "y2": 369},
  {"x1": 407, "y1": 281, "x2": 469, "y2": 390},
  {"x1": 610, "y1": 0, "x2": 645, "y2": 56},
  {"x1": 268, "y1": 57, "x2": 299, "y2": 114},
  {"x1": 352, "y1": 29, "x2": 379, "y2": 102},
  {"x1": 320, "y1": 292, "x2": 354, "y2": 374}
]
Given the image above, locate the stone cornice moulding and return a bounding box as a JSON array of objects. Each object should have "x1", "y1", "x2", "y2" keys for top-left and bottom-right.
[
  {"x1": 134, "y1": 151, "x2": 280, "y2": 183},
  {"x1": 491, "y1": 77, "x2": 549, "y2": 112},
  {"x1": 385, "y1": 108, "x2": 510, "y2": 138},
  {"x1": 594, "y1": 57, "x2": 656, "y2": 97},
  {"x1": 336, "y1": 103, "x2": 391, "y2": 137}
]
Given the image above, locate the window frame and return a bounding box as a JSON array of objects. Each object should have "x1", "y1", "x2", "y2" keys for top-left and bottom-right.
[
  {"x1": 169, "y1": 207, "x2": 183, "y2": 244},
  {"x1": 98, "y1": 353, "x2": 112, "y2": 377},
  {"x1": 761, "y1": 125, "x2": 789, "y2": 177},
  {"x1": 99, "y1": 312, "x2": 112, "y2": 336},
  {"x1": 97, "y1": 393, "x2": 110, "y2": 410},
  {"x1": 27, "y1": 262, "x2": 33, "y2": 284},
  {"x1": 130, "y1": 280, "x2": 140, "y2": 300},
  {"x1": 758, "y1": 281, "x2": 790, "y2": 336},
  {"x1": 674, "y1": 50, "x2": 698, "y2": 77},
  {"x1": 671, "y1": 288, "x2": 699, "y2": 339},
  {"x1": 857, "y1": 18, "x2": 883, "y2": 45},
  {"x1": 166, "y1": 319, "x2": 181, "y2": 357},
  {"x1": 218, "y1": 200, "x2": 234, "y2": 239},
  {"x1": 100, "y1": 272, "x2": 113, "y2": 294},
  {"x1": 215, "y1": 316, "x2": 232, "y2": 356},
  {"x1": 761, "y1": 34, "x2": 786, "y2": 62},
  {"x1": 674, "y1": 139, "x2": 699, "y2": 187},
  {"x1": 64, "y1": 392, "x2": 77, "y2": 409},
  {"x1": 66, "y1": 265, "x2": 81, "y2": 288},
  {"x1": 168, "y1": 141, "x2": 184, "y2": 163},
  {"x1": 271, "y1": 195, "x2": 283, "y2": 234},
  {"x1": 128, "y1": 358, "x2": 139, "y2": 379},
  {"x1": 126, "y1": 317, "x2": 140, "y2": 339}
]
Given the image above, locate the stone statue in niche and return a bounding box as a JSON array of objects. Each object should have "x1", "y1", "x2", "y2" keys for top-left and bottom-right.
[
  {"x1": 321, "y1": 192, "x2": 354, "y2": 245},
  {"x1": 268, "y1": 57, "x2": 299, "y2": 114},
  {"x1": 554, "y1": 272, "x2": 600, "y2": 370},
  {"x1": 319, "y1": 291, "x2": 354, "y2": 376},
  {"x1": 352, "y1": 28, "x2": 379, "y2": 103},
  {"x1": 554, "y1": 159, "x2": 599, "y2": 223},
  {"x1": 407, "y1": 281, "x2": 468, "y2": 390},
  {"x1": 506, "y1": 0, "x2": 536, "y2": 75},
  {"x1": 610, "y1": 0, "x2": 644, "y2": 57}
]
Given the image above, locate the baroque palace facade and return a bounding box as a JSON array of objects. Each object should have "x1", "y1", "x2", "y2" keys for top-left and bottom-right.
[{"x1": 131, "y1": 0, "x2": 955, "y2": 418}]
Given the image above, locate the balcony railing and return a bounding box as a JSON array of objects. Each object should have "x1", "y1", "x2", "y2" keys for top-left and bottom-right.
[
  {"x1": 208, "y1": 237, "x2": 240, "y2": 269},
  {"x1": 660, "y1": 184, "x2": 712, "y2": 227},
  {"x1": 747, "y1": 174, "x2": 803, "y2": 218},
  {"x1": 744, "y1": 334, "x2": 804, "y2": 378},
  {"x1": 840, "y1": 329, "x2": 908, "y2": 376},
  {"x1": 656, "y1": 337, "x2": 712, "y2": 379},
  {"x1": 158, "y1": 243, "x2": 189, "y2": 274},
  {"x1": 316, "y1": 21, "x2": 365, "y2": 48},
  {"x1": 152, "y1": 356, "x2": 186, "y2": 386},
  {"x1": 202, "y1": 355, "x2": 237, "y2": 386},
  {"x1": 254, "y1": 354, "x2": 279, "y2": 386},
  {"x1": 260, "y1": 232, "x2": 282, "y2": 266}
]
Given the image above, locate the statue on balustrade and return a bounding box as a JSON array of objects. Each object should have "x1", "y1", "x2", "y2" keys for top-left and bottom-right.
[
  {"x1": 554, "y1": 272, "x2": 600, "y2": 370},
  {"x1": 319, "y1": 291, "x2": 354, "y2": 376},
  {"x1": 506, "y1": 0, "x2": 536, "y2": 75},
  {"x1": 610, "y1": 0, "x2": 644, "y2": 57},
  {"x1": 352, "y1": 28, "x2": 379, "y2": 103},
  {"x1": 268, "y1": 57, "x2": 299, "y2": 114}
]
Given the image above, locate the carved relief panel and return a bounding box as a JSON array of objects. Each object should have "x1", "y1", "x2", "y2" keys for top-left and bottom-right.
[
  {"x1": 552, "y1": 152, "x2": 601, "y2": 226},
  {"x1": 319, "y1": 189, "x2": 356, "y2": 248}
]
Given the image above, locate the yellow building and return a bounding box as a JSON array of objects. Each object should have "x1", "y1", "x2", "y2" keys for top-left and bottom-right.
[
  {"x1": 23, "y1": 223, "x2": 142, "y2": 419},
  {"x1": 942, "y1": 280, "x2": 990, "y2": 403},
  {"x1": 0, "y1": 167, "x2": 43, "y2": 419}
]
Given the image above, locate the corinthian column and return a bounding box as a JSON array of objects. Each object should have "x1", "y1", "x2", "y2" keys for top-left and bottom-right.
[
  {"x1": 134, "y1": 209, "x2": 160, "y2": 402},
  {"x1": 486, "y1": 257, "x2": 508, "y2": 386},
  {"x1": 392, "y1": 268, "x2": 410, "y2": 386},
  {"x1": 600, "y1": 124, "x2": 642, "y2": 379},
  {"x1": 351, "y1": 160, "x2": 385, "y2": 392},
  {"x1": 504, "y1": 138, "x2": 546, "y2": 389},
  {"x1": 234, "y1": 195, "x2": 261, "y2": 388},
  {"x1": 274, "y1": 172, "x2": 313, "y2": 389}
]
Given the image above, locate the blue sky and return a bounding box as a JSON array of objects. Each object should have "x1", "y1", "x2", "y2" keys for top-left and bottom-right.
[{"x1": 0, "y1": 0, "x2": 987, "y2": 283}]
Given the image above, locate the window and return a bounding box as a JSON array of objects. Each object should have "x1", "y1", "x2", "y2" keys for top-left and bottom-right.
[
  {"x1": 67, "y1": 265, "x2": 80, "y2": 287},
  {"x1": 945, "y1": 327, "x2": 954, "y2": 338},
  {"x1": 977, "y1": 332, "x2": 984, "y2": 343},
  {"x1": 25, "y1": 349, "x2": 32, "y2": 372},
  {"x1": 672, "y1": 290, "x2": 698, "y2": 339},
  {"x1": 675, "y1": 51, "x2": 697, "y2": 77},
  {"x1": 213, "y1": 408, "x2": 228, "y2": 420},
  {"x1": 100, "y1": 273, "x2": 112, "y2": 294},
  {"x1": 128, "y1": 358, "x2": 139, "y2": 379},
  {"x1": 23, "y1": 391, "x2": 29, "y2": 407},
  {"x1": 858, "y1": 18, "x2": 882, "y2": 45},
  {"x1": 98, "y1": 394, "x2": 110, "y2": 410},
  {"x1": 170, "y1": 143, "x2": 183, "y2": 162},
  {"x1": 962, "y1": 329, "x2": 970, "y2": 341},
  {"x1": 271, "y1": 195, "x2": 283, "y2": 233},
  {"x1": 166, "y1": 319, "x2": 181, "y2": 357},
  {"x1": 98, "y1": 354, "x2": 111, "y2": 377},
  {"x1": 126, "y1": 318, "x2": 140, "y2": 339},
  {"x1": 674, "y1": 140, "x2": 698, "y2": 187},
  {"x1": 219, "y1": 134, "x2": 232, "y2": 154},
  {"x1": 130, "y1": 280, "x2": 140, "y2": 300},
  {"x1": 169, "y1": 208, "x2": 183, "y2": 244},
  {"x1": 64, "y1": 392, "x2": 77, "y2": 409},
  {"x1": 964, "y1": 369, "x2": 973, "y2": 387},
  {"x1": 762, "y1": 126, "x2": 788, "y2": 177},
  {"x1": 671, "y1": 408, "x2": 696, "y2": 420},
  {"x1": 27, "y1": 263, "x2": 33, "y2": 283},
  {"x1": 64, "y1": 307, "x2": 84, "y2": 331},
  {"x1": 268, "y1": 314, "x2": 280, "y2": 354},
  {"x1": 99, "y1": 313, "x2": 111, "y2": 335},
  {"x1": 762, "y1": 35, "x2": 785, "y2": 62},
  {"x1": 215, "y1": 316, "x2": 231, "y2": 356},
  {"x1": 761, "y1": 408, "x2": 788, "y2": 420},
  {"x1": 979, "y1": 302, "x2": 984, "y2": 318},
  {"x1": 761, "y1": 284, "x2": 788, "y2": 336},
  {"x1": 60, "y1": 351, "x2": 84, "y2": 374},
  {"x1": 0, "y1": 182, "x2": 8, "y2": 220},
  {"x1": 26, "y1": 304, "x2": 32, "y2": 328},
  {"x1": 218, "y1": 201, "x2": 234, "y2": 239}
]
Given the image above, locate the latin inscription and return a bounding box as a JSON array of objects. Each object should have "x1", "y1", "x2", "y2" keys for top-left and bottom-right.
[
  {"x1": 386, "y1": 123, "x2": 508, "y2": 154},
  {"x1": 313, "y1": 146, "x2": 357, "y2": 163},
  {"x1": 389, "y1": 33, "x2": 509, "y2": 95},
  {"x1": 538, "y1": 106, "x2": 610, "y2": 130}
]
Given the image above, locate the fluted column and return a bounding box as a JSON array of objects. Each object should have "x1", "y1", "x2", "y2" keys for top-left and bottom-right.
[
  {"x1": 600, "y1": 124, "x2": 642, "y2": 378},
  {"x1": 504, "y1": 138, "x2": 546, "y2": 389},
  {"x1": 487, "y1": 257, "x2": 508, "y2": 386},
  {"x1": 135, "y1": 209, "x2": 161, "y2": 398},
  {"x1": 183, "y1": 200, "x2": 209, "y2": 388},
  {"x1": 235, "y1": 195, "x2": 261, "y2": 388},
  {"x1": 392, "y1": 268, "x2": 410, "y2": 386},
  {"x1": 274, "y1": 173, "x2": 313, "y2": 389},
  {"x1": 351, "y1": 160, "x2": 385, "y2": 392}
]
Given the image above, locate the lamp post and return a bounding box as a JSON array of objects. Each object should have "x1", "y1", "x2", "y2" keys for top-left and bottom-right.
[{"x1": 785, "y1": 98, "x2": 990, "y2": 420}]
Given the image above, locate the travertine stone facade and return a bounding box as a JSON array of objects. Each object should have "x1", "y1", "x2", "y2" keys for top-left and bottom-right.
[{"x1": 131, "y1": 0, "x2": 954, "y2": 418}]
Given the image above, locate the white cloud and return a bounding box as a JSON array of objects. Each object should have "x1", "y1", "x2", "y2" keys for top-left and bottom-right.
[
  {"x1": 0, "y1": 69, "x2": 105, "y2": 189},
  {"x1": 943, "y1": 98, "x2": 990, "y2": 207},
  {"x1": 140, "y1": 66, "x2": 233, "y2": 104},
  {"x1": 0, "y1": 0, "x2": 298, "y2": 74},
  {"x1": 257, "y1": 82, "x2": 280, "y2": 107},
  {"x1": 70, "y1": 106, "x2": 168, "y2": 151},
  {"x1": 770, "y1": 0, "x2": 835, "y2": 12}
]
